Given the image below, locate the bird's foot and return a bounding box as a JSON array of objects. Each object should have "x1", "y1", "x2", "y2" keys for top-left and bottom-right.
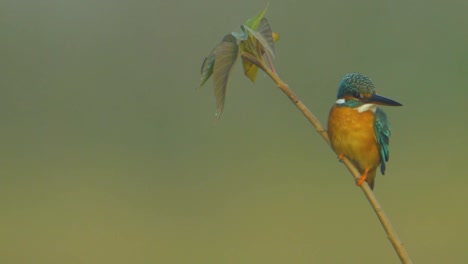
[
  {"x1": 356, "y1": 168, "x2": 369, "y2": 187},
  {"x1": 338, "y1": 154, "x2": 344, "y2": 162}
]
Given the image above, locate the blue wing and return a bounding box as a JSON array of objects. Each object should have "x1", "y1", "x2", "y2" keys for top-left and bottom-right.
[{"x1": 374, "y1": 108, "x2": 391, "y2": 175}]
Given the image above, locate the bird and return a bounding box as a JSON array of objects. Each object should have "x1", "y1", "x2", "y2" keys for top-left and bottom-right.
[{"x1": 327, "y1": 73, "x2": 402, "y2": 190}]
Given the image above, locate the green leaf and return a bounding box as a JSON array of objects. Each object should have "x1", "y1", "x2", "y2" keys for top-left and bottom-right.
[
  {"x1": 200, "y1": 48, "x2": 216, "y2": 87},
  {"x1": 213, "y1": 34, "x2": 239, "y2": 119},
  {"x1": 243, "y1": 18, "x2": 275, "y2": 58},
  {"x1": 245, "y1": 4, "x2": 269, "y2": 30}
]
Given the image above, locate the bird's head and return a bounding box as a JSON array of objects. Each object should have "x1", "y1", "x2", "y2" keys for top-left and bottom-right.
[{"x1": 335, "y1": 73, "x2": 402, "y2": 111}]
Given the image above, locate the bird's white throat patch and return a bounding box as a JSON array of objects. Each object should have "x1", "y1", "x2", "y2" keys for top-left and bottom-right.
[
  {"x1": 335, "y1": 98, "x2": 346, "y2": 105},
  {"x1": 357, "y1": 103, "x2": 377, "y2": 113},
  {"x1": 335, "y1": 99, "x2": 376, "y2": 113}
]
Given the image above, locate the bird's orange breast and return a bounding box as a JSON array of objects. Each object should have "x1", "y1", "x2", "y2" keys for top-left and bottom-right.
[{"x1": 328, "y1": 105, "x2": 381, "y2": 173}]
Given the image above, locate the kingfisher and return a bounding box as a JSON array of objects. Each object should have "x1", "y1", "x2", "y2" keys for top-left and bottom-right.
[{"x1": 328, "y1": 73, "x2": 402, "y2": 190}]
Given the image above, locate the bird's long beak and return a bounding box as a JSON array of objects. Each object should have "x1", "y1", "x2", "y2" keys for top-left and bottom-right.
[{"x1": 365, "y1": 94, "x2": 402, "y2": 106}]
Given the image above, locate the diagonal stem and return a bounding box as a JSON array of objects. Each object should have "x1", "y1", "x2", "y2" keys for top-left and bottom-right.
[{"x1": 242, "y1": 52, "x2": 413, "y2": 264}]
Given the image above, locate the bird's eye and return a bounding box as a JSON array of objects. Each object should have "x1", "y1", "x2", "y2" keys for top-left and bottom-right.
[{"x1": 353, "y1": 92, "x2": 362, "y2": 99}]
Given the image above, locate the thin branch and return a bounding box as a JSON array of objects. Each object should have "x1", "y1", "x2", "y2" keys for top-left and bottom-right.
[{"x1": 243, "y1": 52, "x2": 413, "y2": 264}]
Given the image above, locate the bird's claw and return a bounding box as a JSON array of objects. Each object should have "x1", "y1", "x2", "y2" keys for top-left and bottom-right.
[
  {"x1": 356, "y1": 168, "x2": 369, "y2": 187},
  {"x1": 338, "y1": 154, "x2": 344, "y2": 162}
]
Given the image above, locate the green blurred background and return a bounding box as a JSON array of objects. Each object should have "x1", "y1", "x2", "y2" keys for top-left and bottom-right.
[{"x1": 1, "y1": 0, "x2": 467, "y2": 263}]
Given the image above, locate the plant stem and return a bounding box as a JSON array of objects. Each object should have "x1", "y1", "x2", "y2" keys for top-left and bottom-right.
[{"x1": 252, "y1": 53, "x2": 413, "y2": 264}]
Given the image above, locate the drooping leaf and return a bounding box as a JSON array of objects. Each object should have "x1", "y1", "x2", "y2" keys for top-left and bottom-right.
[
  {"x1": 245, "y1": 4, "x2": 269, "y2": 30},
  {"x1": 213, "y1": 34, "x2": 239, "y2": 119},
  {"x1": 200, "y1": 48, "x2": 216, "y2": 87}
]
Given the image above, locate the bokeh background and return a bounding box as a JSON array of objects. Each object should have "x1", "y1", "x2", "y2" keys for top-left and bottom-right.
[{"x1": 1, "y1": 0, "x2": 467, "y2": 263}]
